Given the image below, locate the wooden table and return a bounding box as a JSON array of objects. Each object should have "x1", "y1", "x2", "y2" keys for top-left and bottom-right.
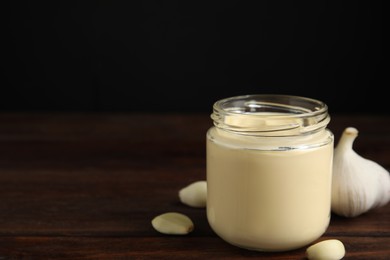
[{"x1": 0, "y1": 113, "x2": 389, "y2": 259}]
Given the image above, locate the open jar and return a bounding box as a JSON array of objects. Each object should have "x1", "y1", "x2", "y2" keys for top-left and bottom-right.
[{"x1": 206, "y1": 94, "x2": 334, "y2": 251}]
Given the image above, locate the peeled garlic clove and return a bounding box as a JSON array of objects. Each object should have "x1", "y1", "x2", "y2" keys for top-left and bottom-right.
[
  {"x1": 331, "y1": 127, "x2": 390, "y2": 217},
  {"x1": 178, "y1": 180, "x2": 207, "y2": 208},
  {"x1": 151, "y1": 212, "x2": 194, "y2": 235},
  {"x1": 306, "y1": 239, "x2": 345, "y2": 260}
]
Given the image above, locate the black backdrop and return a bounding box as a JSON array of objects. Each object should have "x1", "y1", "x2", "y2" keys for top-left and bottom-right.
[{"x1": 4, "y1": 1, "x2": 385, "y2": 114}]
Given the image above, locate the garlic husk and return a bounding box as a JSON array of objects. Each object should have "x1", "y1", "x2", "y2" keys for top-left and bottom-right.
[{"x1": 331, "y1": 127, "x2": 390, "y2": 217}]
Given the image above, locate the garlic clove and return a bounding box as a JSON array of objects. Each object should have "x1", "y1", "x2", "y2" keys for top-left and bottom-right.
[
  {"x1": 306, "y1": 239, "x2": 345, "y2": 260},
  {"x1": 151, "y1": 212, "x2": 194, "y2": 235},
  {"x1": 331, "y1": 127, "x2": 390, "y2": 217},
  {"x1": 178, "y1": 181, "x2": 207, "y2": 208}
]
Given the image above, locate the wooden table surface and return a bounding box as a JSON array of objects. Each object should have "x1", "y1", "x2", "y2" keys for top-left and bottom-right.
[{"x1": 0, "y1": 112, "x2": 389, "y2": 259}]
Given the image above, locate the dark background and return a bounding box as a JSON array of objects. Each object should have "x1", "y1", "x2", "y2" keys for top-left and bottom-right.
[{"x1": 3, "y1": 1, "x2": 385, "y2": 114}]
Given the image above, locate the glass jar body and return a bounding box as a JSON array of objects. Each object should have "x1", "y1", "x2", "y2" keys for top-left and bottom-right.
[{"x1": 206, "y1": 95, "x2": 334, "y2": 252}]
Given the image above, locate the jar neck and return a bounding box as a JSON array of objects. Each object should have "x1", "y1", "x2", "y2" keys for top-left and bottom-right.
[{"x1": 211, "y1": 95, "x2": 330, "y2": 137}]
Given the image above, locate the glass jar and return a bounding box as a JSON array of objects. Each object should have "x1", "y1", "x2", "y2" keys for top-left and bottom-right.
[{"x1": 206, "y1": 94, "x2": 334, "y2": 252}]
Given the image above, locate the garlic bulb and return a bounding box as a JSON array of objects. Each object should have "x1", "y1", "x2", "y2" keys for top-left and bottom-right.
[{"x1": 331, "y1": 127, "x2": 390, "y2": 217}]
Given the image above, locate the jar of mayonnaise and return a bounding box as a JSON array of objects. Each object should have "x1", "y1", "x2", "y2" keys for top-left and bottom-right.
[{"x1": 206, "y1": 94, "x2": 334, "y2": 252}]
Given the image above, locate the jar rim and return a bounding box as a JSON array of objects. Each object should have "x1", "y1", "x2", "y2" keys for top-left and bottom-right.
[{"x1": 211, "y1": 94, "x2": 330, "y2": 136}]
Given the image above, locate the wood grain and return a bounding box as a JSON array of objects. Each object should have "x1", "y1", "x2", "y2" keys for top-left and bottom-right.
[{"x1": 0, "y1": 113, "x2": 389, "y2": 259}]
